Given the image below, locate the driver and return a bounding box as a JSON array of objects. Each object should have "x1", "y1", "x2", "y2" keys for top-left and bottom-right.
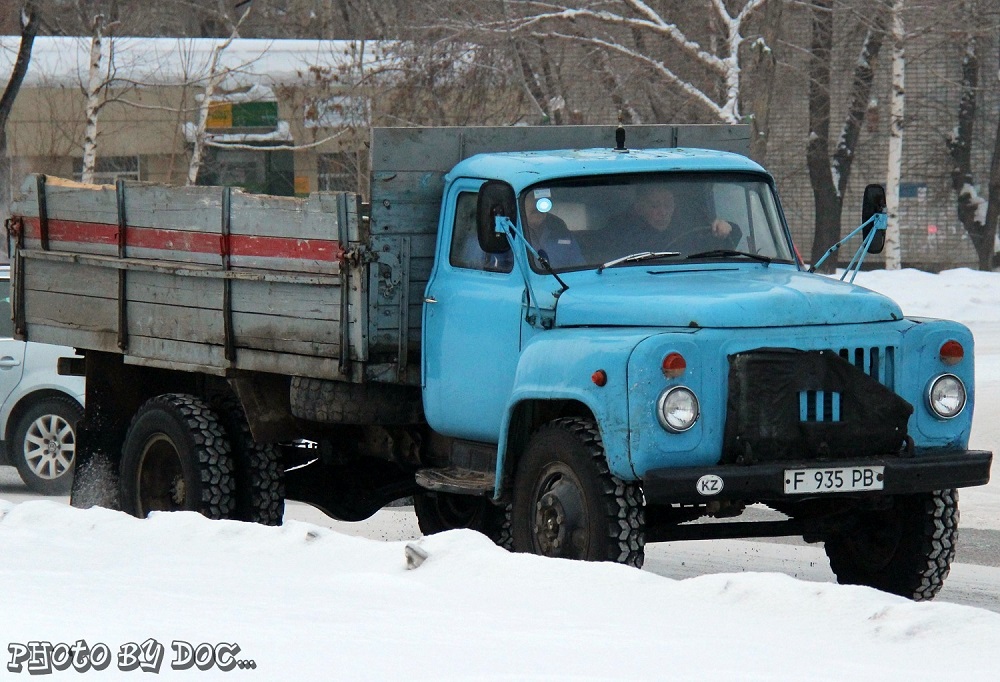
[
  {"x1": 523, "y1": 189, "x2": 584, "y2": 268},
  {"x1": 612, "y1": 184, "x2": 740, "y2": 255}
]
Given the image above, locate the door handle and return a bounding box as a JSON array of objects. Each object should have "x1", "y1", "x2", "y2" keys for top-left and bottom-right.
[
  {"x1": 0, "y1": 356, "x2": 21, "y2": 369},
  {"x1": 424, "y1": 296, "x2": 438, "y2": 304}
]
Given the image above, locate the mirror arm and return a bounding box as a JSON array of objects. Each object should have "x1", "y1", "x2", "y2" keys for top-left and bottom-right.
[
  {"x1": 809, "y1": 213, "x2": 886, "y2": 282},
  {"x1": 495, "y1": 216, "x2": 549, "y2": 328}
]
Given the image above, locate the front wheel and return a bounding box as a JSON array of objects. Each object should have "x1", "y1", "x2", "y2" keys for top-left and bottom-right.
[
  {"x1": 11, "y1": 396, "x2": 83, "y2": 495},
  {"x1": 120, "y1": 394, "x2": 235, "y2": 519},
  {"x1": 510, "y1": 417, "x2": 645, "y2": 568},
  {"x1": 824, "y1": 489, "x2": 959, "y2": 600}
]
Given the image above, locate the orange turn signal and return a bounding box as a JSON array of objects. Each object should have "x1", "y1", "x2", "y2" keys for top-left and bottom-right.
[
  {"x1": 592, "y1": 370, "x2": 608, "y2": 387},
  {"x1": 940, "y1": 340, "x2": 964, "y2": 366},
  {"x1": 662, "y1": 352, "x2": 686, "y2": 379}
]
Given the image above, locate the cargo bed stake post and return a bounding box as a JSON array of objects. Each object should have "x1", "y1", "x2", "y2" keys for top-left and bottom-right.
[
  {"x1": 221, "y1": 186, "x2": 235, "y2": 364},
  {"x1": 36, "y1": 174, "x2": 49, "y2": 251},
  {"x1": 115, "y1": 179, "x2": 129, "y2": 351},
  {"x1": 336, "y1": 193, "x2": 352, "y2": 379}
]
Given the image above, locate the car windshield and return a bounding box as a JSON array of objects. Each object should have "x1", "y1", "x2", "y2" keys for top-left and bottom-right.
[{"x1": 520, "y1": 173, "x2": 795, "y2": 273}]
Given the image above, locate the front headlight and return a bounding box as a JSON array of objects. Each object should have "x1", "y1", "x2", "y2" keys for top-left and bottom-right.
[
  {"x1": 657, "y1": 386, "x2": 700, "y2": 432},
  {"x1": 927, "y1": 374, "x2": 967, "y2": 419}
]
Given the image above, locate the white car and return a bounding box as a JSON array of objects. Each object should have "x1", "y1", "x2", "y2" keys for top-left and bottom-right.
[{"x1": 0, "y1": 265, "x2": 84, "y2": 494}]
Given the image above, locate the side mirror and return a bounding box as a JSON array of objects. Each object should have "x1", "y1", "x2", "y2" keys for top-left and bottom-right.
[
  {"x1": 861, "y1": 184, "x2": 887, "y2": 254},
  {"x1": 476, "y1": 180, "x2": 516, "y2": 254}
]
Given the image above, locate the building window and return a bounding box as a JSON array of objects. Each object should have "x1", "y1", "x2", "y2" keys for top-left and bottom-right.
[
  {"x1": 73, "y1": 156, "x2": 141, "y2": 183},
  {"x1": 317, "y1": 153, "x2": 357, "y2": 192}
]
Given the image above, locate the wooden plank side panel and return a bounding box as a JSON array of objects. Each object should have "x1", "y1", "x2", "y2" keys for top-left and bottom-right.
[
  {"x1": 232, "y1": 310, "x2": 341, "y2": 357},
  {"x1": 228, "y1": 192, "x2": 345, "y2": 274},
  {"x1": 233, "y1": 348, "x2": 343, "y2": 381},
  {"x1": 23, "y1": 259, "x2": 118, "y2": 297},
  {"x1": 126, "y1": 336, "x2": 226, "y2": 374},
  {"x1": 230, "y1": 279, "x2": 341, "y2": 318},
  {"x1": 229, "y1": 191, "x2": 342, "y2": 240},
  {"x1": 126, "y1": 301, "x2": 225, "y2": 345},
  {"x1": 122, "y1": 183, "x2": 225, "y2": 232},
  {"x1": 23, "y1": 289, "x2": 117, "y2": 337},
  {"x1": 21, "y1": 324, "x2": 117, "y2": 353},
  {"x1": 126, "y1": 270, "x2": 225, "y2": 309},
  {"x1": 14, "y1": 176, "x2": 119, "y2": 224}
]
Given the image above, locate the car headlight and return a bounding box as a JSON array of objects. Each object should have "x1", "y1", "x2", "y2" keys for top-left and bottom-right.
[
  {"x1": 927, "y1": 374, "x2": 966, "y2": 419},
  {"x1": 657, "y1": 386, "x2": 700, "y2": 432}
]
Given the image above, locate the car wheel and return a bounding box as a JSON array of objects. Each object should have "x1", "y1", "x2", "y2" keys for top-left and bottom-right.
[
  {"x1": 119, "y1": 393, "x2": 235, "y2": 519},
  {"x1": 824, "y1": 489, "x2": 959, "y2": 600},
  {"x1": 11, "y1": 396, "x2": 83, "y2": 495},
  {"x1": 510, "y1": 417, "x2": 645, "y2": 567}
]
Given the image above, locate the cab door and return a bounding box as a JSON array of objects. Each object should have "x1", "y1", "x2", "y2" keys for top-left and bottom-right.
[{"x1": 422, "y1": 180, "x2": 524, "y2": 442}]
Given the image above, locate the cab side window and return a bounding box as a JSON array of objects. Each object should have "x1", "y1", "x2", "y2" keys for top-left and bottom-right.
[{"x1": 449, "y1": 191, "x2": 513, "y2": 273}]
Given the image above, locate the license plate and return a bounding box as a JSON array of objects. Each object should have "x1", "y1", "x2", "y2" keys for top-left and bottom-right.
[{"x1": 783, "y1": 466, "x2": 885, "y2": 494}]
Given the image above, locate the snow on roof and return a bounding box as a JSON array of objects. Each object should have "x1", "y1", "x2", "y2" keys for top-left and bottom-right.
[{"x1": 0, "y1": 36, "x2": 392, "y2": 89}]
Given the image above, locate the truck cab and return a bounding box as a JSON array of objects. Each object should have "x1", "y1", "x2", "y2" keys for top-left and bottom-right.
[{"x1": 415, "y1": 138, "x2": 990, "y2": 599}]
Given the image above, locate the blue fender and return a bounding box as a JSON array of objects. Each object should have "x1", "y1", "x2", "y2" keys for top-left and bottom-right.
[{"x1": 493, "y1": 328, "x2": 659, "y2": 495}]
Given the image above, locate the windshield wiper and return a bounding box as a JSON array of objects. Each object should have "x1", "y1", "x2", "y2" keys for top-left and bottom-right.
[
  {"x1": 597, "y1": 251, "x2": 681, "y2": 274},
  {"x1": 684, "y1": 249, "x2": 773, "y2": 265}
]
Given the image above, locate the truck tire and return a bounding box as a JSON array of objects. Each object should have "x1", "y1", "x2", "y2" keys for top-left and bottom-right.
[
  {"x1": 824, "y1": 489, "x2": 959, "y2": 601},
  {"x1": 509, "y1": 417, "x2": 645, "y2": 568},
  {"x1": 119, "y1": 394, "x2": 235, "y2": 520},
  {"x1": 211, "y1": 395, "x2": 284, "y2": 526},
  {"x1": 289, "y1": 377, "x2": 422, "y2": 425},
  {"x1": 413, "y1": 491, "x2": 509, "y2": 545},
  {"x1": 11, "y1": 396, "x2": 83, "y2": 495}
]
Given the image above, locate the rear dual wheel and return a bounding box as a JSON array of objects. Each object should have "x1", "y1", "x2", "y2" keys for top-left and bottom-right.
[
  {"x1": 120, "y1": 394, "x2": 236, "y2": 519},
  {"x1": 119, "y1": 393, "x2": 286, "y2": 525}
]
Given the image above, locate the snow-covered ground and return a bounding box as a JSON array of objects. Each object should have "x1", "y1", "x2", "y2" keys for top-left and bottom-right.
[{"x1": 3, "y1": 268, "x2": 1000, "y2": 681}]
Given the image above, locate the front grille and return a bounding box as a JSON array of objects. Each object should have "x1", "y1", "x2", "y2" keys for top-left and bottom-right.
[
  {"x1": 838, "y1": 346, "x2": 895, "y2": 391},
  {"x1": 797, "y1": 347, "x2": 895, "y2": 424}
]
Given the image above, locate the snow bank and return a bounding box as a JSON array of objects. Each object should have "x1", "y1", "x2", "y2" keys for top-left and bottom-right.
[{"x1": 2, "y1": 499, "x2": 999, "y2": 680}]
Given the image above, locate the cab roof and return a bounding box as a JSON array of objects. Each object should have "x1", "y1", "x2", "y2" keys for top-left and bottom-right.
[{"x1": 445, "y1": 147, "x2": 769, "y2": 192}]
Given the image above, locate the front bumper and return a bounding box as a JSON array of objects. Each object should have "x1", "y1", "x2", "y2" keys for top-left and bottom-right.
[{"x1": 642, "y1": 450, "x2": 992, "y2": 504}]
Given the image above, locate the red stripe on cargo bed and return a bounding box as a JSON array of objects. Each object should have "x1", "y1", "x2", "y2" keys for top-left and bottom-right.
[{"x1": 21, "y1": 217, "x2": 344, "y2": 261}]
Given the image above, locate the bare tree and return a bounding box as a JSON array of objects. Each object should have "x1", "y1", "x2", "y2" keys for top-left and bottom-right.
[
  {"x1": 1, "y1": 3, "x2": 38, "y2": 222},
  {"x1": 946, "y1": 0, "x2": 1000, "y2": 271},
  {"x1": 185, "y1": 1, "x2": 254, "y2": 185},
  {"x1": 807, "y1": 0, "x2": 888, "y2": 270}
]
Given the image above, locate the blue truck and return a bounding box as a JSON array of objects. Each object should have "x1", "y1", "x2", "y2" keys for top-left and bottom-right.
[{"x1": 7, "y1": 124, "x2": 991, "y2": 600}]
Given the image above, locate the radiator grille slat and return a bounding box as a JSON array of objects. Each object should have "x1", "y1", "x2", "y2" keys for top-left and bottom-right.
[{"x1": 800, "y1": 346, "x2": 895, "y2": 423}]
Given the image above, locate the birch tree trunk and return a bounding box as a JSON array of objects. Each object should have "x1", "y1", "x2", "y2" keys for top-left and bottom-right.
[
  {"x1": 186, "y1": 4, "x2": 252, "y2": 186},
  {"x1": 884, "y1": 0, "x2": 905, "y2": 270},
  {"x1": 80, "y1": 14, "x2": 106, "y2": 184}
]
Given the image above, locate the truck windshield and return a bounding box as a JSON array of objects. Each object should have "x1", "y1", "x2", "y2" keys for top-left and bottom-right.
[{"x1": 520, "y1": 173, "x2": 795, "y2": 273}]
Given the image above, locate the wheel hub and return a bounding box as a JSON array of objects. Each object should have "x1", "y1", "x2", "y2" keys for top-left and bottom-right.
[{"x1": 532, "y1": 471, "x2": 587, "y2": 559}]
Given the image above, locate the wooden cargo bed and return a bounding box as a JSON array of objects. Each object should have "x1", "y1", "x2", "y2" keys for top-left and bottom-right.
[{"x1": 9, "y1": 175, "x2": 366, "y2": 381}]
